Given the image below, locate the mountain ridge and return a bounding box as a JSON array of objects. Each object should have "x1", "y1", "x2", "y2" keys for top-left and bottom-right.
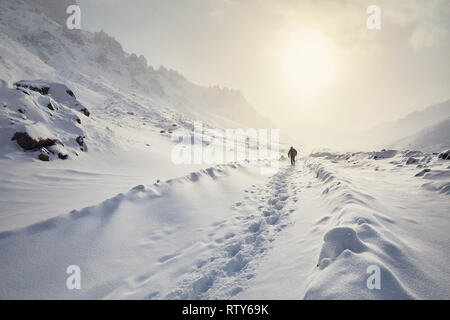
[{"x1": 0, "y1": 0, "x2": 272, "y2": 130}]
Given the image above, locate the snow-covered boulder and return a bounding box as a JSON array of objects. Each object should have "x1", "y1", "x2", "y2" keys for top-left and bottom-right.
[
  {"x1": 1, "y1": 81, "x2": 91, "y2": 161},
  {"x1": 13, "y1": 80, "x2": 90, "y2": 116}
]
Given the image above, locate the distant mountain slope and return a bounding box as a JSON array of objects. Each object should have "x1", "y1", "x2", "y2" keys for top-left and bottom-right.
[
  {"x1": 369, "y1": 100, "x2": 450, "y2": 147},
  {"x1": 391, "y1": 118, "x2": 450, "y2": 153},
  {"x1": 0, "y1": 0, "x2": 272, "y2": 129}
]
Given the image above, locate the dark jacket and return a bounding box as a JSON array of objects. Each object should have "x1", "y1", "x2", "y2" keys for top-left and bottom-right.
[{"x1": 288, "y1": 148, "x2": 297, "y2": 158}]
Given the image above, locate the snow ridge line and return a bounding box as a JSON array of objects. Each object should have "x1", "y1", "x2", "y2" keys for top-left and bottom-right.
[
  {"x1": 0, "y1": 163, "x2": 244, "y2": 239},
  {"x1": 163, "y1": 165, "x2": 300, "y2": 299}
]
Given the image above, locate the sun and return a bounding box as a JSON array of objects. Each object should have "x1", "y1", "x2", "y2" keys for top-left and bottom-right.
[{"x1": 282, "y1": 31, "x2": 335, "y2": 94}]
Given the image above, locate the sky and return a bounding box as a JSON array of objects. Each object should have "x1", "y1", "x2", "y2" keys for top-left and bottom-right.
[{"x1": 78, "y1": 0, "x2": 450, "y2": 132}]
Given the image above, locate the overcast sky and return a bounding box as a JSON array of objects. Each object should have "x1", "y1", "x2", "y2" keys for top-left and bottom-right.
[{"x1": 78, "y1": 0, "x2": 450, "y2": 131}]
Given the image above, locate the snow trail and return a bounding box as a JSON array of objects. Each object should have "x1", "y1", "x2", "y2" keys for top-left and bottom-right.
[
  {"x1": 237, "y1": 153, "x2": 450, "y2": 299},
  {"x1": 159, "y1": 164, "x2": 302, "y2": 299}
]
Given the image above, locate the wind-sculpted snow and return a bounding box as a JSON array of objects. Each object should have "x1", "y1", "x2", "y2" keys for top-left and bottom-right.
[
  {"x1": 0, "y1": 163, "x2": 270, "y2": 299},
  {"x1": 303, "y1": 160, "x2": 413, "y2": 298},
  {"x1": 299, "y1": 152, "x2": 450, "y2": 299},
  {"x1": 0, "y1": 153, "x2": 449, "y2": 299},
  {"x1": 164, "y1": 165, "x2": 299, "y2": 299}
]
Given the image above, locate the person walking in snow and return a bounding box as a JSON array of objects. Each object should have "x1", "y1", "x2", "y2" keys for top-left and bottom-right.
[{"x1": 288, "y1": 146, "x2": 297, "y2": 166}]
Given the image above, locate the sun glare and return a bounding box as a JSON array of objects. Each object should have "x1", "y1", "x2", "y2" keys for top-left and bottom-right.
[{"x1": 282, "y1": 31, "x2": 335, "y2": 94}]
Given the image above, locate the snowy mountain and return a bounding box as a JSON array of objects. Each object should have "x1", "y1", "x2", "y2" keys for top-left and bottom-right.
[
  {"x1": 0, "y1": 0, "x2": 278, "y2": 229},
  {"x1": 392, "y1": 118, "x2": 450, "y2": 152},
  {"x1": 0, "y1": 0, "x2": 272, "y2": 131},
  {"x1": 286, "y1": 99, "x2": 450, "y2": 152},
  {"x1": 370, "y1": 100, "x2": 450, "y2": 149}
]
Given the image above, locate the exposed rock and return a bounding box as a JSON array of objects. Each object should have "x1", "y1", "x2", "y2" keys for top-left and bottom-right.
[
  {"x1": 438, "y1": 150, "x2": 450, "y2": 160},
  {"x1": 75, "y1": 135, "x2": 83, "y2": 146},
  {"x1": 58, "y1": 152, "x2": 68, "y2": 160},
  {"x1": 14, "y1": 82, "x2": 49, "y2": 95},
  {"x1": 80, "y1": 108, "x2": 90, "y2": 117},
  {"x1": 11, "y1": 132, "x2": 56, "y2": 150},
  {"x1": 4, "y1": 81, "x2": 90, "y2": 162},
  {"x1": 76, "y1": 135, "x2": 87, "y2": 152},
  {"x1": 66, "y1": 89, "x2": 75, "y2": 98},
  {"x1": 38, "y1": 153, "x2": 50, "y2": 161}
]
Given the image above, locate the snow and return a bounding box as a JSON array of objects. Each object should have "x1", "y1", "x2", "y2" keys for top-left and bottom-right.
[
  {"x1": 0, "y1": 83, "x2": 89, "y2": 162},
  {"x1": 0, "y1": 163, "x2": 271, "y2": 299},
  {"x1": 370, "y1": 100, "x2": 450, "y2": 149},
  {"x1": 1, "y1": 152, "x2": 449, "y2": 299},
  {"x1": 237, "y1": 153, "x2": 450, "y2": 300},
  {"x1": 392, "y1": 119, "x2": 450, "y2": 153}
]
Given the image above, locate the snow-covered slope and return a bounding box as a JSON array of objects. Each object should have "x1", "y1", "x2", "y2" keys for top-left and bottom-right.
[
  {"x1": 238, "y1": 151, "x2": 450, "y2": 299},
  {"x1": 0, "y1": 0, "x2": 277, "y2": 230},
  {"x1": 369, "y1": 100, "x2": 450, "y2": 149},
  {"x1": 391, "y1": 118, "x2": 450, "y2": 153},
  {"x1": 1, "y1": 80, "x2": 92, "y2": 161}
]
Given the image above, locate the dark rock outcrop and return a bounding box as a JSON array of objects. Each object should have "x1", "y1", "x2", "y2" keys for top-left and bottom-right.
[
  {"x1": 66, "y1": 90, "x2": 75, "y2": 98},
  {"x1": 14, "y1": 82, "x2": 49, "y2": 95},
  {"x1": 80, "y1": 107, "x2": 90, "y2": 117},
  {"x1": 11, "y1": 132, "x2": 56, "y2": 150},
  {"x1": 76, "y1": 135, "x2": 87, "y2": 152},
  {"x1": 38, "y1": 153, "x2": 50, "y2": 161},
  {"x1": 438, "y1": 150, "x2": 450, "y2": 160},
  {"x1": 58, "y1": 152, "x2": 68, "y2": 160}
]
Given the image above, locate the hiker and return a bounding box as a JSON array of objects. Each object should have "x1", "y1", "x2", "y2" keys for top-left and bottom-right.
[{"x1": 288, "y1": 146, "x2": 297, "y2": 166}]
